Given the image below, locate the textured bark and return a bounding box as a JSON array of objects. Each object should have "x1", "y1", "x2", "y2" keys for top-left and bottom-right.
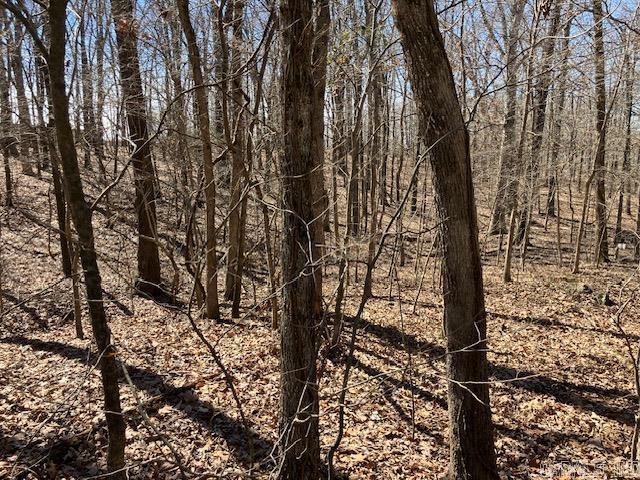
[
  {"x1": 278, "y1": 0, "x2": 321, "y2": 476},
  {"x1": 310, "y1": 0, "x2": 330, "y2": 313},
  {"x1": 517, "y1": 2, "x2": 561, "y2": 247},
  {"x1": 593, "y1": 0, "x2": 609, "y2": 263},
  {"x1": 0, "y1": 18, "x2": 14, "y2": 207},
  {"x1": 224, "y1": 0, "x2": 247, "y2": 309},
  {"x1": 111, "y1": 0, "x2": 163, "y2": 293},
  {"x1": 392, "y1": 0, "x2": 499, "y2": 478},
  {"x1": 48, "y1": 1, "x2": 126, "y2": 475},
  {"x1": 616, "y1": 52, "x2": 634, "y2": 240},
  {"x1": 176, "y1": 0, "x2": 220, "y2": 320},
  {"x1": 7, "y1": 21, "x2": 34, "y2": 176},
  {"x1": 36, "y1": 54, "x2": 72, "y2": 277},
  {"x1": 489, "y1": 0, "x2": 525, "y2": 234}
]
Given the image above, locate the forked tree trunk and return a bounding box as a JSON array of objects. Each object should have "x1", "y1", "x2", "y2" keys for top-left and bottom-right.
[
  {"x1": 392, "y1": 0, "x2": 499, "y2": 478},
  {"x1": 279, "y1": 0, "x2": 321, "y2": 476},
  {"x1": 48, "y1": 0, "x2": 126, "y2": 475},
  {"x1": 111, "y1": 0, "x2": 163, "y2": 295}
]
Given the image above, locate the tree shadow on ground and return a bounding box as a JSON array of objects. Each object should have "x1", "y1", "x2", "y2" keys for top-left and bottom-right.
[
  {"x1": 0, "y1": 335, "x2": 275, "y2": 476},
  {"x1": 343, "y1": 315, "x2": 635, "y2": 427},
  {"x1": 1, "y1": 291, "x2": 50, "y2": 329},
  {"x1": 490, "y1": 310, "x2": 640, "y2": 343}
]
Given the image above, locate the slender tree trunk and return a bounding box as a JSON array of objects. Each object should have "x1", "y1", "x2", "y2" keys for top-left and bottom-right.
[
  {"x1": 547, "y1": 13, "x2": 572, "y2": 218},
  {"x1": 489, "y1": 0, "x2": 525, "y2": 234},
  {"x1": 0, "y1": 18, "x2": 13, "y2": 207},
  {"x1": 593, "y1": 0, "x2": 609, "y2": 263},
  {"x1": 517, "y1": 2, "x2": 561, "y2": 251},
  {"x1": 7, "y1": 21, "x2": 34, "y2": 176},
  {"x1": 37, "y1": 53, "x2": 72, "y2": 278},
  {"x1": 310, "y1": 0, "x2": 330, "y2": 310},
  {"x1": 79, "y1": 16, "x2": 106, "y2": 176},
  {"x1": 224, "y1": 0, "x2": 247, "y2": 307},
  {"x1": 392, "y1": 0, "x2": 498, "y2": 478},
  {"x1": 48, "y1": 1, "x2": 126, "y2": 475},
  {"x1": 616, "y1": 51, "x2": 634, "y2": 240},
  {"x1": 176, "y1": 0, "x2": 220, "y2": 320}
]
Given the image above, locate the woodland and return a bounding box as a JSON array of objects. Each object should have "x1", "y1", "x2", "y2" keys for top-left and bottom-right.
[{"x1": 1, "y1": 0, "x2": 640, "y2": 478}]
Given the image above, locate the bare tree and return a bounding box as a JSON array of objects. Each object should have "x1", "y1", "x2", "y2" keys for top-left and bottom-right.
[
  {"x1": 176, "y1": 0, "x2": 221, "y2": 320},
  {"x1": 111, "y1": 0, "x2": 163, "y2": 295},
  {"x1": 278, "y1": 0, "x2": 321, "y2": 476},
  {"x1": 392, "y1": 0, "x2": 499, "y2": 478}
]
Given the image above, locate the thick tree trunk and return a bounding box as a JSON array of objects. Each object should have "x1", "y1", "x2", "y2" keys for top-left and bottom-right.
[
  {"x1": 111, "y1": 0, "x2": 163, "y2": 294},
  {"x1": 278, "y1": 0, "x2": 321, "y2": 476},
  {"x1": 392, "y1": 0, "x2": 499, "y2": 478},
  {"x1": 48, "y1": 1, "x2": 126, "y2": 475},
  {"x1": 176, "y1": 0, "x2": 220, "y2": 320}
]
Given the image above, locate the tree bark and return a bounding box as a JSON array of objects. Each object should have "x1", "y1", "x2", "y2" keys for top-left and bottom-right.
[
  {"x1": 310, "y1": 0, "x2": 330, "y2": 310},
  {"x1": 111, "y1": 0, "x2": 163, "y2": 294},
  {"x1": 48, "y1": 0, "x2": 126, "y2": 475},
  {"x1": 392, "y1": 0, "x2": 499, "y2": 478},
  {"x1": 224, "y1": 0, "x2": 248, "y2": 310},
  {"x1": 489, "y1": 0, "x2": 525, "y2": 234},
  {"x1": 593, "y1": 0, "x2": 609, "y2": 263},
  {"x1": 176, "y1": 0, "x2": 221, "y2": 320},
  {"x1": 278, "y1": 0, "x2": 321, "y2": 476}
]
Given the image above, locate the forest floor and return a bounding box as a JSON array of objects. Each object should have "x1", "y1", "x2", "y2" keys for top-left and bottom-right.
[{"x1": 2, "y1": 164, "x2": 640, "y2": 479}]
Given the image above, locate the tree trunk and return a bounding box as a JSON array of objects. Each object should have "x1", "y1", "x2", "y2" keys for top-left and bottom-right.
[
  {"x1": 0, "y1": 16, "x2": 14, "y2": 207},
  {"x1": 616, "y1": 51, "x2": 634, "y2": 241},
  {"x1": 7, "y1": 21, "x2": 34, "y2": 176},
  {"x1": 224, "y1": 0, "x2": 247, "y2": 309},
  {"x1": 111, "y1": 0, "x2": 163, "y2": 295},
  {"x1": 517, "y1": 2, "x2": 561, "y2": 251},
  {"x1": 489, "y1": 0, "x2": 525, "y2": 234},
  {"x1": 392, "y1": 0, "x2": 499, "y2": 478},
  {"x1": 310, "y1": 0, "x2": 330, "y2": 310},
  {"x1": 278, "y1": 0, "x2": 321, "y2": 476},
  {"x1": 176, "y1": 0, "x2": 220, "y2": 320},
  {"x1": 546, "y1": 12, "x2": 572, "y2": 218},
  {"x1": 35, "y1": 53, "x2": 73, "y2": 278},
  {"x1": 48, "y1": 0, "x2": 126, "y2": 475},
  {"x1": 593, "y1": 0, "x2": 609, "y2": 263},
  {"x1": 79, "y1": 16, "x2": 106, "y2": 176}
]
